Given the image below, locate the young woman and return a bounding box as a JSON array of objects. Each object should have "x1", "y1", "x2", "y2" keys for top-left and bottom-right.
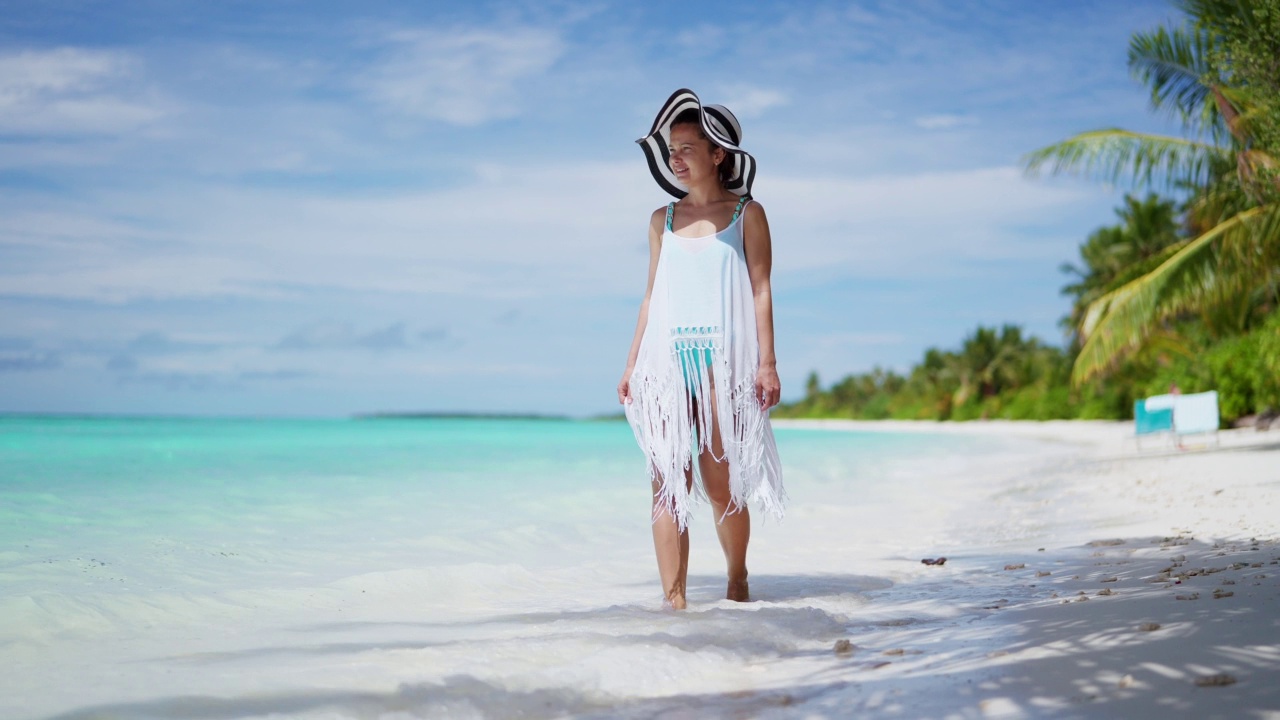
[{"x1": 617, "y1": 89, "x2": 785, "y2": 609}]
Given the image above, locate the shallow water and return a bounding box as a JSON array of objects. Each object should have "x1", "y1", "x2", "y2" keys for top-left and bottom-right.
[
  {"x1": 0, "y1": 416, "x2": 1008, "y2": 580},
  {"x1": 0, "y1": 415, "x2": 1076, "y2": 719}
]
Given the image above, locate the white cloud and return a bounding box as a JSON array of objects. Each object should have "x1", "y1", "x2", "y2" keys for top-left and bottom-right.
[
  {"x1": 0, "y1": 160, "x2": 1096, "y2": 306},
  {"x1": 0, "y1": 253, "x2": 279, "y2": 304},
  {"x1": 366, "y1": 27, "x2": 563, "y2": 125},
  {"x1": 914, "y1": 114, "x2": 978, "y2": 130},
  {"x1": 276, "y1": 321, "x2": 410, "y2": 351},
  {"x1": 0, "y1": 47, "x2": 165, "y2": 134},
  {"x1": 673, "y1": 24, "x2": 728, "y2": 54},
  {"x1": 759, "y1": 166, "x2": 1094, "y2": 275},
  {"x1": 0, "y1": 47, "x2": 125, "y2": 94},
  {"x1": 716, "y1": 85, "x2": 788, "y2": 120},
  {"x1": 0, "y1": 160, "x2": 653, "y2": 303}
]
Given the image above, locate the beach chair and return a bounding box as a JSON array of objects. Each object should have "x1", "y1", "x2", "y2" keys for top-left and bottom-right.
[
  {"x1": 1133, "y1": 395, "x2": 1175, "y2": 450},
  {"x1": 1173, "y1": 390, "x2": 1220, "y2": 446}
]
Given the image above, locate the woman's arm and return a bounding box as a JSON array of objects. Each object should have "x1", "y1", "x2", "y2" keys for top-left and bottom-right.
[
  {"x1": 618, "y1": 208, "x2": 666, "y2": 404},
  {"x1": 742, "y1": 201, "x2": 780, "y2": 409}
]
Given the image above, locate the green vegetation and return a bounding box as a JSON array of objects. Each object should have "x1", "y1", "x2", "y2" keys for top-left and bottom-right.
[
  {"x1": 778, "y1": 0, "x2": 1280, "y2": 424},
  {"x1": 780, "y1": 326, "x2": 1078, "y2": 421}
]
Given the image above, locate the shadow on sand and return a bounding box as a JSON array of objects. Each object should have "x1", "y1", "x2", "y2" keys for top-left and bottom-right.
[
  {"x1": 45, "y1": 548, "x2": 1280, "y2": 719},
  {"x1": 44, "y1": 675, "x2": 850, "y2": 720},
  {"x1": 152, "y1": 572, "x2": 892, "y2": 668}
]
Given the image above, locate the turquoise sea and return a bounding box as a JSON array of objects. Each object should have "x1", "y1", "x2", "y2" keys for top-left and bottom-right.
[
  {"x1": 1, "y1": 415, "x2": 1004, "y2": 573},
  {"x1": 1, "y1": 415, "x2": 1060, "y2": 720}
]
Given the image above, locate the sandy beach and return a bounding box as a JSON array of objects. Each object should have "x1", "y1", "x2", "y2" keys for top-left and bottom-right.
[
  {"x1": 2, "y1": 418, "x2": 1277, "y2": 719},
  {"x1": 766, "y1": 420, "x2": 1280, "y2": 719}
]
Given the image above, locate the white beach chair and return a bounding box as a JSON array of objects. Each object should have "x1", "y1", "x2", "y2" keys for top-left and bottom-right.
[{"x1": 1173, "y1": 391, "x2": 1220, "y2": 447}]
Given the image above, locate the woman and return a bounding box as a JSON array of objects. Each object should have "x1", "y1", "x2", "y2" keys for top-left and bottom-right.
[{"x1": 617, "y1": 89, "x2": 785, "y2": 609}]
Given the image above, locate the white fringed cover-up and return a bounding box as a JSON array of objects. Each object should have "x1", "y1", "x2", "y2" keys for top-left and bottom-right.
[{"x1": 625, "y1": 200, "x2": 785, "y2": 529}]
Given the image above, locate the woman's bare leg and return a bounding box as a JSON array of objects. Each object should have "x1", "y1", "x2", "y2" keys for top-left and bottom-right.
[
  {"x1": 652, "y1": 475, "x2": 691, "y2": 609},
  {"x1": 699, "y1": 387, "x2": 751, "y2": 601}
]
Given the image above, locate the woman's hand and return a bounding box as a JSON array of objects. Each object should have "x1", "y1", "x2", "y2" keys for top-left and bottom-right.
[
  {"x1": 755, "y1": 364, "x2": 780, "y2": 410},
  {"x1": 617, "y1": 368, "x2": 634, "y2": 405}
]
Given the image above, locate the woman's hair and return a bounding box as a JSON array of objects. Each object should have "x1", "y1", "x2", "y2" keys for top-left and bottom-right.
[{"x1": 670, "y1": 109, "x2": 734, "y2": 186}]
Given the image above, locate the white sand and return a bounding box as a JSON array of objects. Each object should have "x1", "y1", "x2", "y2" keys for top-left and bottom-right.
[
  {"x1": 2, "y1": 420, "x2": 1277, "y2": 719},
  {"x1": 766, "y1": 420, "x2": 1280, "y2": 719}
]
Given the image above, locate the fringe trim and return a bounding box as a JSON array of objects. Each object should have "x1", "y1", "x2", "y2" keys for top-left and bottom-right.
[{"x1": 624, "y1": 342, "x2": 786, "y2": 532}]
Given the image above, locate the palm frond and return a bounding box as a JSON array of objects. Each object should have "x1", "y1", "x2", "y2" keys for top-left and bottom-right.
[
  {"x1": 1024, "y1": 129, "x2": 1227, "y2": 191},
  {"x1": 1128, "y1": 24, "x2": 1221, "y2": 135},
  {"x1": 1096, "y1": 241, "x2": 1191, "y2": 297},
  {"x1": 1072, "y1": 204, "x2": 1277, "y2": 383},
  {"x1": 1184, "y1": 164, "x2": 1257, "y2": 231}
]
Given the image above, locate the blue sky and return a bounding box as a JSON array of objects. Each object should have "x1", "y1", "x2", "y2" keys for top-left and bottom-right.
[{"x1": 1, "y1": 0, "x2": 1183, "y2": 418}]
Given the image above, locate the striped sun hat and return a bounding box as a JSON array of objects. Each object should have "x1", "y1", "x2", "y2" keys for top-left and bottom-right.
[{"x1": 636, "y1": 88, "x2": 756, "y2": 199}]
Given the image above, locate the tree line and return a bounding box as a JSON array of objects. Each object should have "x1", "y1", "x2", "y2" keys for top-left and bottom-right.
[{"x1": 778, "y1": 0, "x2": 1280, "y2": 424}]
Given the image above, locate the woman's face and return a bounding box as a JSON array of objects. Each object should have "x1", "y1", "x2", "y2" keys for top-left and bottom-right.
[{"x1": 668, "y1": 124, "x2": 725, "y2": 187}]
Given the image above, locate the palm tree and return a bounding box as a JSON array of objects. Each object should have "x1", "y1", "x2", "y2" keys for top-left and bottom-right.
[
  {"x1": 1060, "y1": 194, "x2": 1182, "y2": 344},
  {"x1": 948, "y1": 325, "x2": 1042, "y2": 407},
  {"x1": 1025, "y1": 1, "x2": 1280, "y2": 384},
  {"x1": 900, "y1": 348, "x2": 958, "y2": 419}
]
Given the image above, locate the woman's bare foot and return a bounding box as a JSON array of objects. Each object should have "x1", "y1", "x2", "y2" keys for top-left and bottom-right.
[
  {"x1": 726, "y1": 573, "x2": 749, "y2": 602},
  {"x1": 664, "y1": 579, "x2": 687, "y2": 610}
]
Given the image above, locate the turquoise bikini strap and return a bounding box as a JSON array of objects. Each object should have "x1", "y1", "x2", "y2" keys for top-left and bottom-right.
[{"x1": 669, "y1": 197, "x2": 748, "y2": 230}]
